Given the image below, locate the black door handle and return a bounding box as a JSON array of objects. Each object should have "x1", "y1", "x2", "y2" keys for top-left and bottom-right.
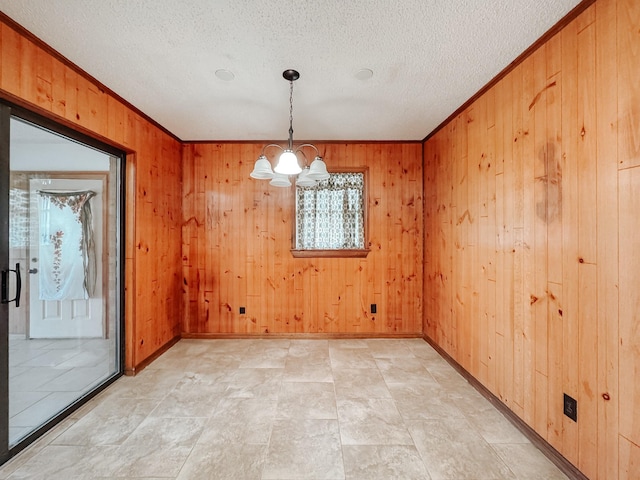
[
  {"x1": 1, "y1": 263, "x2": 21, "y2": 307},
  {"x1": 14, "y1": 263, "x2": 21, "y2": 308}
]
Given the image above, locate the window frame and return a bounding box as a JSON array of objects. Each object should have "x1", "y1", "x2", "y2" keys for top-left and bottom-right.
[{"x1": 291, "y1": 166, "x2": 370, "y2": 258}]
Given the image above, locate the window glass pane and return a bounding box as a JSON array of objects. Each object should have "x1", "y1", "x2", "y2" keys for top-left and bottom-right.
[{"x1": 295, "y1": 172, "x2": 365, "y2": 250}]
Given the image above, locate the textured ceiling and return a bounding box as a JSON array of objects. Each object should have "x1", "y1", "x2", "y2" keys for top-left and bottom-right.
[{"x1": 0, "y1": 0, "x2": 581, "y2": 142}]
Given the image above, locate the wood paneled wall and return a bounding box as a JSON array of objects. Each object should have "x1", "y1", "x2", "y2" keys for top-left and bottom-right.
[
  {"x1": 4, "y1": 4, "x2": 639, "y2": 477},
  {"x1": 182, "y1": 142, "x2": 423, "y2": 335},
  {"x1": 0, "y1": 16, "x2": 183, "y2": 372},
  {"x1": 423, "y1": 0, "x2": 639, "y2": 477}
]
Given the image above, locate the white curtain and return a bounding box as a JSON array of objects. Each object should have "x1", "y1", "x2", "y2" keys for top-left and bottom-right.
[{"x1": 38, "y1": 190, "x2": 96, "y2": 301}]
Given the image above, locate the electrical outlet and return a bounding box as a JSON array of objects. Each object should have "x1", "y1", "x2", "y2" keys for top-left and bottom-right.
[
  {"x1": 239, "y1": 307, "x2": 246, "y2": 314},
  {"x1": 563, "y1": 393, "x2": 577, "y2": 422},
  {"x1": 370, "y1": 304, "x2": 377, "y2": 314}
]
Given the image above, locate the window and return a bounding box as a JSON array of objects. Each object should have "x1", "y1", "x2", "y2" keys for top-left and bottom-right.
[{"x1": 292, "y1": 169, "x2": 369, "y2": 258}]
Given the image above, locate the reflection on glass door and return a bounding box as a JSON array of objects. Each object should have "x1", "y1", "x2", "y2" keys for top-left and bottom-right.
[
  {"x1": 29, "y1": 179, "x2": 104, "y2": 339},
  {"x1": 6, "y1": 116, "x2": 122, "y2": 449}
]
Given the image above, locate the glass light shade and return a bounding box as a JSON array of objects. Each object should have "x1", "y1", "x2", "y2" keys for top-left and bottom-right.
[
  {"x1": 295, "y1": 167, "x2": 317, "y2": 187},
  {"x1": 249, "y1": 155, "x2": 275, "y2": 179},
  {"x1": 274, "y1": 150, "x2": 302, "y2": 175},
  {"x1": 270, "y1": 173, "x2": 292, "y2": 187},
  {"x1": 306, "y1": 156, "x2": 330, "y2": 180}
]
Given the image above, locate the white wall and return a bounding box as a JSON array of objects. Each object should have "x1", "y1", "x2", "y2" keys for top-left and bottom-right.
[{"x1": 10, "y1": 118, "x2": 110, "y2": 171}]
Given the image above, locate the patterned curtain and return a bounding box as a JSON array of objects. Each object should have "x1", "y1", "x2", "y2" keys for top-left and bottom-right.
[
  {"x1": 38, "y1": 190, "x2": 96, "y2": 301},
  {"x1": 296, "y1": 172, "x2": 364, "y2": 249}
]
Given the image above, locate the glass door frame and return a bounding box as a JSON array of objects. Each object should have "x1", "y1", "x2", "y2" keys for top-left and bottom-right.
[
  {"x1": 0, "y1": 101, "x2": 126, "y2": 463},
  {"x1": 0, "y1": 104, "x2": 10, "y2": 465}
]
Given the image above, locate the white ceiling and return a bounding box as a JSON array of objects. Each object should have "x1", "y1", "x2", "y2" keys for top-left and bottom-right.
[{"x1": 0, "y1": 0, "x2": 582, "y2": 142}]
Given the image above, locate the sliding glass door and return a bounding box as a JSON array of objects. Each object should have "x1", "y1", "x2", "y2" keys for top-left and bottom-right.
[{"x1": 0, "y1": 105, "x2": 124, "y2": 461}]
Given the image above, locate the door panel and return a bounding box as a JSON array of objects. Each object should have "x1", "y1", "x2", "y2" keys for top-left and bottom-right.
[{"x1": 28, "y1": 178, "x2": 104, "y2": 338}]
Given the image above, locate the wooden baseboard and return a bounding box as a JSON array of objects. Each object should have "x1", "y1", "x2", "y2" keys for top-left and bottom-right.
[
  {"x1": 422, "y1": 335, "x2": 588, "y2": 480},
  {"x1": 180, "y1": 332, "x2": 424, "y2": 340},
  {"x1": 124, "y1": 335, "x2": 181, "y2": 376}
]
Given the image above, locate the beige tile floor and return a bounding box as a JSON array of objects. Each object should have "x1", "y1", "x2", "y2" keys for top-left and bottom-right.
[{"x1": 0, "y1": 338, "x2": 569, "y2": 479}]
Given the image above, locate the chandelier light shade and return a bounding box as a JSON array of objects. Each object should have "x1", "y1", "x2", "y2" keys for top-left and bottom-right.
[
  {"x1": 249, "y1": 155, "x2": 275, "y2": 179},
  {"x1": 306, "y1": 156, "x2": 330, "y2": 181},
  {"x1": 249, "y1": 69, "x2": 327, "y2": 187},
  {"x1": 274, "y1": 150, "x2": 302, "y2": 175},
  {"x1": 269, "y1": 173, "x2": 292, "y2": 187},
  {"x1": 295, "y1": 167, "x2": 316, "y2": 187}
]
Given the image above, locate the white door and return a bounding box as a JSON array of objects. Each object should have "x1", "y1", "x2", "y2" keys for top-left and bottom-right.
[{"x1": 28, "y1": 177, "x2": 104, "y2": 338}]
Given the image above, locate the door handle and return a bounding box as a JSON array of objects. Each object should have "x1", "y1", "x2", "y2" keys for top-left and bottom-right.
[
  {"x1": 29, "y1": 268, "x2": 38, "y2": 274},
  {"x1": 1, "y1": 263, "x2": 21, "y2": 307}
]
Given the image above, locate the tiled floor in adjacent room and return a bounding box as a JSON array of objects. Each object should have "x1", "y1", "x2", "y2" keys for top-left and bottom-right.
[
  {"x1": 0, "y1": 338, "x2": 568, "y2": 479},
  {"x1": 8, "y1": 335, "x2": 114, "y2": 446}
]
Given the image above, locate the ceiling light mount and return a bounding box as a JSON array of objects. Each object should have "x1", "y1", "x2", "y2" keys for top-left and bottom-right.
[
  {"x1": 282, "y1": 69, "x2": 300, "y2": 82},
  {"x1": 355, "y1": 68, "x2": 374, "y2": 81},
  {"x1": 215, "y1": 69, "x2": 235, "y2": 81},
  {"x1": 250, "y1": 69, "x2": 329, "y2": 187}
]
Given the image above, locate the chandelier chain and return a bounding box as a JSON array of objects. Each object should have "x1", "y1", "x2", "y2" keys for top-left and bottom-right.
[{"x1": 288, "y1": 80, "x2": 294, "y2": 141}]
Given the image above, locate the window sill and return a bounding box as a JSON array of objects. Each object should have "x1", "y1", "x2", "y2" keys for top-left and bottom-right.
[{"x1": 291, "y1": 249, "x2": 371, "y2": 259}]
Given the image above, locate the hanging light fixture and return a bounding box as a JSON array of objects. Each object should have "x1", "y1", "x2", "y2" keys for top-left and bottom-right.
[{"x1": 250, "y1": 69, "x2": 330, "y2": 187}]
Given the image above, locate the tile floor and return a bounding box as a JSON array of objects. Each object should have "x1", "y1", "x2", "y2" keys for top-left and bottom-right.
[
  {"x1": 8, "y1": 335, "x2": 116, "y2": 446},
  {"x1": 0, "y1": 338, "x2": 569, "y2": 479}
]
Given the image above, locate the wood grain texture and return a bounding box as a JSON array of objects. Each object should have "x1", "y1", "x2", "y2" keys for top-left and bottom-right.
[
  {"x1": 423, "y1": 0, "x2": 636, "y2": 477},
  {"x1": 182, "y1": 142, "x2": 423, "y2": 335},
  {"x1": 0, "y1": 19, "x2": 183, "y2": 373}
]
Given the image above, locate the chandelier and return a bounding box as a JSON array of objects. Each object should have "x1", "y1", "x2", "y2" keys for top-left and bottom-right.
[{"x1": 250, "y1": 69, "x2": 330, "y2": 187}]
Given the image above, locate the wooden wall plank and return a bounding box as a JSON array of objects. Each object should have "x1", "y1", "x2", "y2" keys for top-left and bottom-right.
[
  {"x1": 442, "y1": 126, "x2": 454, "y2": 355},
  {"x1": 575, "y1": 12, "x2": 599, "y2": 479},
  {"x1": 595, "y1": 0, "x2": 620, "y2": 477},
  {"x1": 619, "y1": 166, "x2": 640, "y2": 453},
  {"x1": 545, "y1": 31, "x2": 564, "y2": 451},
  {"x1": 467, "y1": 104, "x2": 481, "y2": 381},
  {"x1": 499, "y1": 71, "x2": 515, "y2": 410},
  {"x1": 521, "y1": 48, "x2": 536, "y2": 428},
  {"x1": 485, "y1": 90, "x2": 497, "y2": 393},
  {"x1": 531, "y1": 44, "x2": 549, "y2": 438},
  {"x1": 511, "y1": 62, "x2": 525, "y2": 419},
  {"x1": 560, "y1": 15, "x2": 580, "y2": 466}
]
